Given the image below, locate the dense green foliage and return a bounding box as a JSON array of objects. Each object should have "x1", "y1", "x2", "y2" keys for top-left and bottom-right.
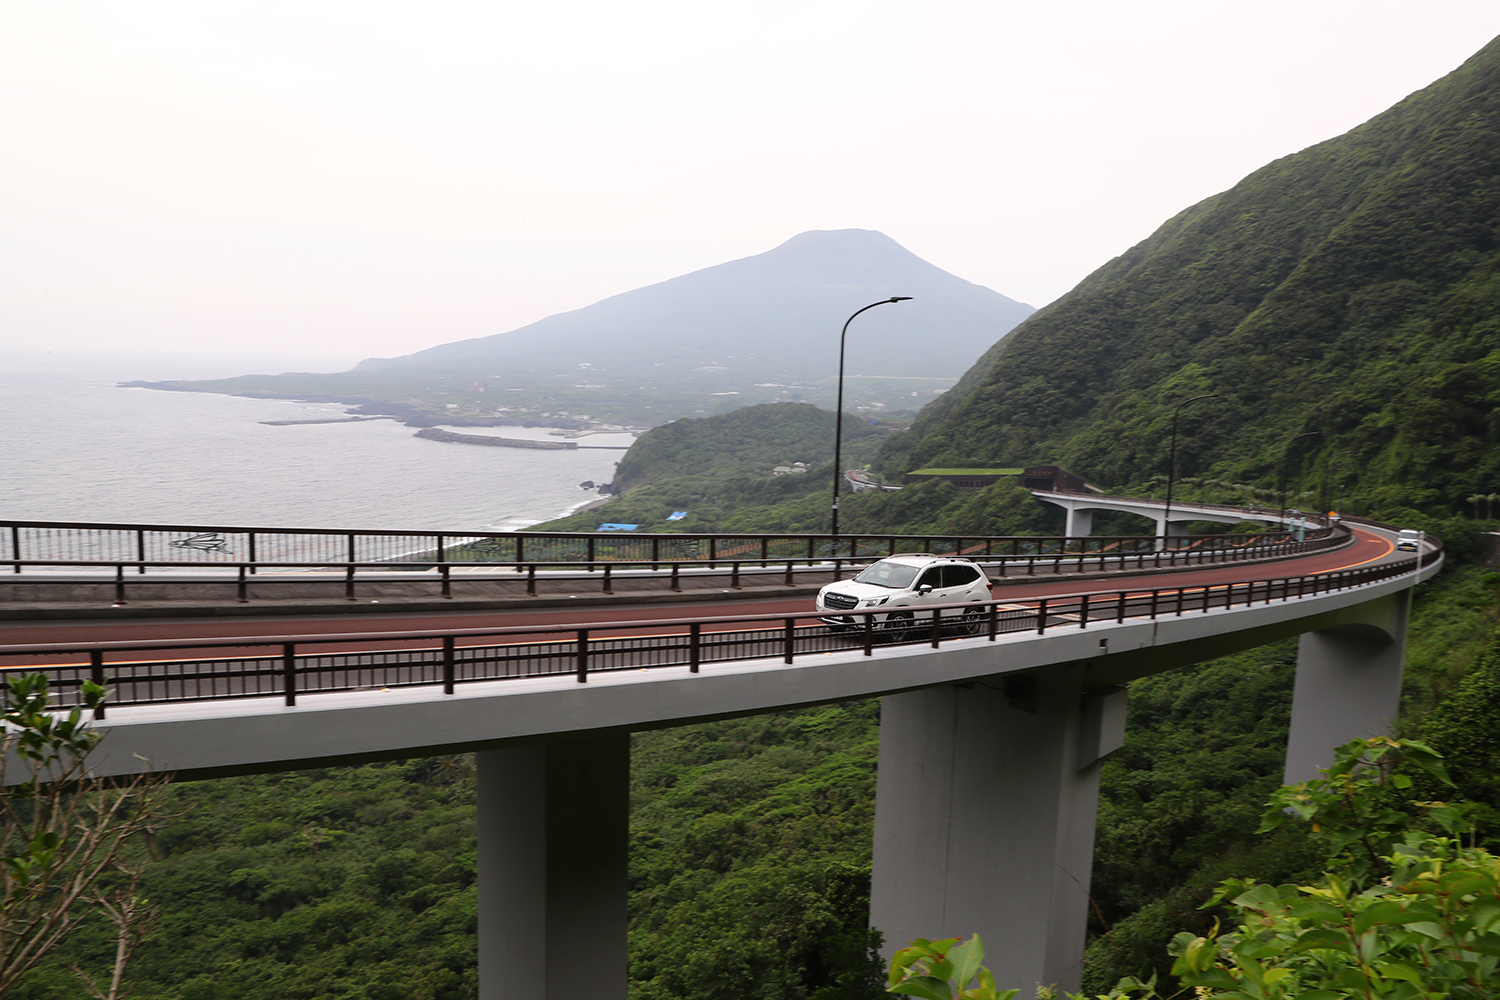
[
  {"x1": 876, "y1": 37, "x2": 1500, "y2": 518},
  {"x1": 917, "y1": 741, "x2": 1498, "y2": 1000},
  {"x1": 534, "y1": 401, "x2": 1063, "y2": 536},
  {"x1": 0, "y1": 674, "x2": 166, "y2": 998},
  {"x1": 537, "y1": 472, "x2": 1063, "y2": 538},
  {"x1": 12, "y1": 707, "x2": 888, "y2": 1000},
  {"x1": 1120, "y1": 739, "x2": 1495, "y2": 1000},
  {"x1": 13, "y1": 760, "x2": 481, "y2": 1000},
  {"x1": 629, "y1": 704, "x2": 885, "y2": 1000},
  {"x1": 1082, "y1": 641, "x2": 1320, "y2": 992},
  {"x1": 612, "y1": 403, "x2": 882, "y2": 492},
  {"x1": 1080, "y1": 559, "x2": 1500, "y2": 994},
  {"x1": 1161, "y1": 830, "x2": 1500, "y2": 1000}
]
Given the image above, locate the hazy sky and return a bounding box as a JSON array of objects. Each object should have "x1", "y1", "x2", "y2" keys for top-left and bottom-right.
[{"x1": 5, "y1": 1, "x2": 1499, "y2": 372}]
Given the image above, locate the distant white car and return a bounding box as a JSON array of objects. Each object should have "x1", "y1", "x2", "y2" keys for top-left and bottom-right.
[
  {"x1": 816, "y1": 554, "x2": 992, "y2": 634},
  {"x1": 1396, "y1": 529, "x2": 1424, "y2": 552}
]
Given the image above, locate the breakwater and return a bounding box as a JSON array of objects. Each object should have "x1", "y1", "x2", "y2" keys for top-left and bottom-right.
[
  {"x1": 414, "y1": 427, "x2": 576, "y2": 450},
  {"x1": 260, "y1": 417, "x2": 394, "y2": 426}
]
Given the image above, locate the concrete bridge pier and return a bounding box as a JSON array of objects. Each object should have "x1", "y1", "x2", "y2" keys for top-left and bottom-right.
[
  {"x1": 1064, "y1": 506, "x2": 1093, "y2": 538},
  {"x1": 477, "y1": 734, "x2": 630, "y2": 1000},
  {"x1": 1154, "y1": 518, "x2": 1199, "y2": 548},
  {"x1": 870, "y1": 667, "x2": 1127, "y2": 994},
  {"x1": 1283, "y1": 591, "x2": 1411, "y2": 784}
]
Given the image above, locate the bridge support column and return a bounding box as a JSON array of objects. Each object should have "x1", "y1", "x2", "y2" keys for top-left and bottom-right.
[
  {"x1": 1283, "y1": 593, "x2": 1410, "y2": 784},
  {"x1": 1154, "y1": 518, "x2": 1197, "y2": 549},
  {"x1": 1064, "y1": 506, "x2": 1093, "y2": 538},
  {"x1": 871, "y1": 668, "x2": 1125, "y2": 993},
  {"x1": 477, "y1": 734, "x2": 629, "y2": 1000}
]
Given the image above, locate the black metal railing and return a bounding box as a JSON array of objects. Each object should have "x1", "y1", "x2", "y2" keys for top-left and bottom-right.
[
  {"x1": 2, "y1": 517, "x2": 1337, "y2": 571},
  {"x1": 1, "y1": 518, "x2": 1348, "y2": 604},
  {"x1": 0, "y1": 553, "x2": 1422, "y2": 718}
]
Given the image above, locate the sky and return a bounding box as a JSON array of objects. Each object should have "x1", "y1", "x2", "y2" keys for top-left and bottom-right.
[{"x1": 4, "y1": 0, "x2": 1500, "y2": 374}]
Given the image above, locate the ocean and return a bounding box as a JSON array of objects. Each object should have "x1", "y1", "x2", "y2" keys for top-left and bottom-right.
[{"x1": 0, "y1": 350, "x2": 632, "y2": 533}]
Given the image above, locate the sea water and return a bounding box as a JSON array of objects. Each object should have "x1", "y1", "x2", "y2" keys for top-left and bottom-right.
[{"x1": 0, "y1": 350, "x2": 631, "y2": 533}]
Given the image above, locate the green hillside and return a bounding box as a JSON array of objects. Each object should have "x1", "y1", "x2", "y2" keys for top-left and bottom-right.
[
  {"x1": 876, "y1": 36, "x2": 1500, "y2": 516},
  {"x1": 611, "y1": 403, "x2": 881, "y2": 493},
  {"x1": 532, "y1": 402, "x2": 1063, "y2": 537}
]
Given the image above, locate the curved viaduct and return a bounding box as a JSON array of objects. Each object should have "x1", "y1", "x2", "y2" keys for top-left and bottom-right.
[
  {"x1": 1029, "y1": 487, "x2": 1312, "y2": 539},
  {"x1": 0, "y1": 514, "x2": 1439, "y2": 998}
]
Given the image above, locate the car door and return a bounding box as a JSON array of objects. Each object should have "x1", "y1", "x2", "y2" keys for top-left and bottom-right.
[
  {"x1": 929, "y1": 564, "x2": 980, "y2": 621},
  {"x1": 941, "y1": 564, "x2": 982, "y2": 599},
  {"x1": 904, "y1": 566, "x2": 946, "y2": 620}
]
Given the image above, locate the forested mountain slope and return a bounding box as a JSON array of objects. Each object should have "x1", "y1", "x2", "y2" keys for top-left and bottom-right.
[
  {"x1": 610, "y1": 403, "x2": 880, "y2": 492},
  {"x1": 876, "y1": 35, "x2": 1500, "y2": 516}
]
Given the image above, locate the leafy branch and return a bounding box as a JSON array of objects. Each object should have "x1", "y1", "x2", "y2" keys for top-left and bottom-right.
[{"x1": 0, "y1": 673, "x2": 171, "y2": 997}]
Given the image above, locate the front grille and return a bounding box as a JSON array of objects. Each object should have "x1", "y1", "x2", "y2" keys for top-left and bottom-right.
[{"x1": 822, "y1": 591, "x2": 859, "y2": 610}]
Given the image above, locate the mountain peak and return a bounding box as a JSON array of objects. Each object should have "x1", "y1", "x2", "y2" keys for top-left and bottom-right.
[
  {"x1": 769, "y1": 229, "x2": 909, "y2": 252},
  {"x1": 371, "y1": 231, "x2": 1034, "y2": 381}
]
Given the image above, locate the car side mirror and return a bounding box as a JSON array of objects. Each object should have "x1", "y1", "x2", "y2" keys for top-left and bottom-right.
[{"x1": 917, "y1": 584, "x2": 933, "y2": 595}]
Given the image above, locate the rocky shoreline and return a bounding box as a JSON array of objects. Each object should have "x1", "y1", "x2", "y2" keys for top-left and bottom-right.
[{"x1": 413, "y1": 427, "x2": 576, "y2": 450}]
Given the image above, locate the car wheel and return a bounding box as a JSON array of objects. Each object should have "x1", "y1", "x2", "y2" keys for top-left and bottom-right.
[
  {"x1": 957, "y1": 606, "x2": 985, "y2": 636},
  {"x1": 881, "y1": 610, "x2": 915, "y2": 642}
]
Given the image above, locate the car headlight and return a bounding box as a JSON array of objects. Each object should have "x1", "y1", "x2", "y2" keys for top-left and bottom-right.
[{"x1": 863, "y1": 597, "x2": 889, "y2": 607}]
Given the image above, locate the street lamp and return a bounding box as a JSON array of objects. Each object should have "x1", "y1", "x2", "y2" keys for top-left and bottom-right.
[
  {"x1": 1161, "y1": 392, "x2": 1222, "y2": 548},
  {"x1": 831, "y1": 296, "x2": 912, "y2": 538}
]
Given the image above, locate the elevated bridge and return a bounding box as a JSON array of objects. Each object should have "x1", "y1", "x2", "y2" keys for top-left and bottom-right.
[
  {"x1": 0, "y1": 510, "x2": 1438, "y2": 998},
  {"x1": 1029, "y1": 488, "x2": 1311, "y2": 539}
]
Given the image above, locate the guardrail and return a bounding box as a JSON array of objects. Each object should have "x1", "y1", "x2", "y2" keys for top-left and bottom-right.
[
  {"x1": 0, "y1": 552, "x2": 1427, "y2": 717},
  {"x1": 3, "y1": 534, "x2": 1348, "y2": 605},
  {"x1": 2, "y1": 519, "x2": 1336, "y2": 572},
  {"x1": 1, "y1": 519, "x2": 1348, "y2": 604}
]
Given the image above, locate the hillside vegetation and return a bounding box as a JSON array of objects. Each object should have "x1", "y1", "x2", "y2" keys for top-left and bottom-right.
[
  {"x1": 877, "y1": 36, "x2": 1500, "y2": 518},
  {"x1": 610, "y1": 403, "x2": 880, "y2": 493},
  {"x1": 533, "y1": 402, "x2": 1064, "y2": 537}
]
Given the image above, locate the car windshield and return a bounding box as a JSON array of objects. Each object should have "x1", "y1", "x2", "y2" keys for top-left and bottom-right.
[{"x1": 852, "y1": 561, "x2": 921, "y2": 589}]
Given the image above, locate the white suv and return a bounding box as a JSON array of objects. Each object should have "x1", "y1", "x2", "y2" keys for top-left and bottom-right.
[
  {"x1": 816, "y1": 554, "x2": 993, "y2": 633},
  {"x1": 1396, "y1": 528, "x2": 1424, "y2": 552}
]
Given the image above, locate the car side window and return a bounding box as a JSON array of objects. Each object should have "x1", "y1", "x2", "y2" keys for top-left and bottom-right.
[
  {"x1": 941, "y1": 565, "x2": 979, "y2": 588},
  {"x1": 916, "y1": 568, "x2": 944, "y2": 590}
]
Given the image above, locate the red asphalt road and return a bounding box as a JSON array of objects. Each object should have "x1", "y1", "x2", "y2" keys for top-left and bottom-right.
[{"x1": 0, "y1": 528, "x2": 1399, "y2": 663}]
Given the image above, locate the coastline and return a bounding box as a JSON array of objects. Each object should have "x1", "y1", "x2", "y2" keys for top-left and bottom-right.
[{"x1": 414, "y1": 427, "x2": 576, "y2": 450}]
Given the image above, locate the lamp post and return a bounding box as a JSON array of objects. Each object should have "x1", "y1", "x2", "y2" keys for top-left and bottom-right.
[
  {"x1": 1161, "y1": 392, "x2": 1222, "y2": 548},
  {"x1": 831, "y1": 296, "x2": 912, "y2": 538}
]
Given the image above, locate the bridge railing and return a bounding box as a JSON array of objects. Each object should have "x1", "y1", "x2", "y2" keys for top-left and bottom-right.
[
  {"x1": 0, "y1": 529, "x2": 1350, "y2": 605},
  {"x1": 0, "y1": 553, "x2": 1421, "y2": 717},
  {"x1": 1, "y1": 517, "x2": 1344, "y2": 591}
]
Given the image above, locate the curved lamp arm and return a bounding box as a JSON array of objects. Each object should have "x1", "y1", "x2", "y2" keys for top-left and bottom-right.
[{"x1": 832, "y1": 297, "x2": 912, "y2": 538}]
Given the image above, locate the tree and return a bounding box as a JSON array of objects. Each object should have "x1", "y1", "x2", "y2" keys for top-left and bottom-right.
[
  {"x1": 0, "y1": 673, "x2": 168, "y2": 997},
  {"x1": 889, "y1": 739, "x2": 1498, "y2": 1000}
]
